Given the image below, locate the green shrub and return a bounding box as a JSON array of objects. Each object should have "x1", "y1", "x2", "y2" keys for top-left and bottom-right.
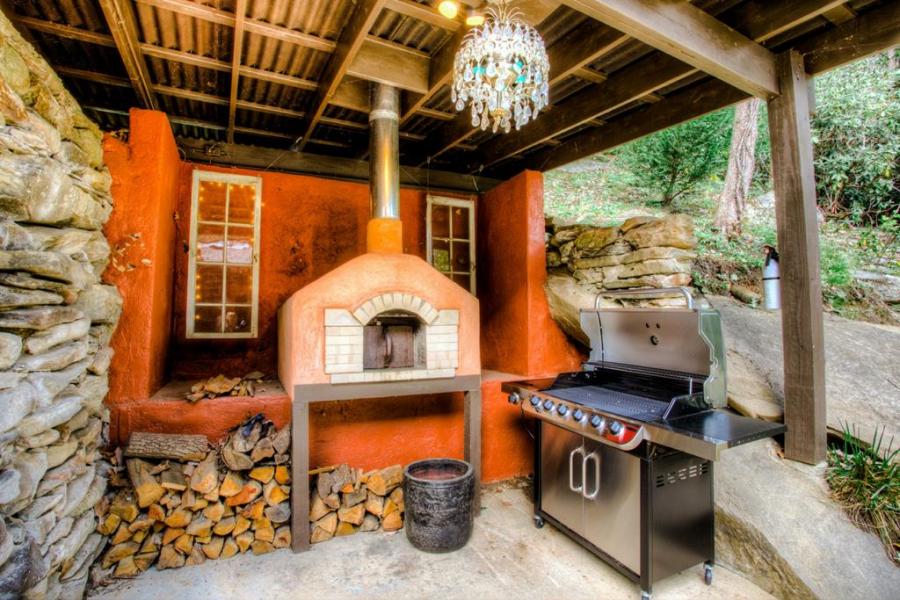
[{"x1": 826, "y1": 424, "x2": 899, "y2": 564}]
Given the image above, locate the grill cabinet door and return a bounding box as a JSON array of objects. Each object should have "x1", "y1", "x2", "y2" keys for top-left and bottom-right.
[
  {"x1": 581, "y1": 440, "x2": 641, "y2": 575},
  {"x1": 540, "y1": 422, "x2": 584, "y2": 537}
]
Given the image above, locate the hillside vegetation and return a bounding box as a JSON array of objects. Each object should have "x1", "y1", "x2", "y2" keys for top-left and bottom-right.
[{"x1": 545, "y1": 53, "x2": 899, "y2": 325}]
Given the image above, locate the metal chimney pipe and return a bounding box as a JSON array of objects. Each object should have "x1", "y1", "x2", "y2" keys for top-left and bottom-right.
[{"x1": 369, "y1": 83, "x2": 400, "y2": 220}]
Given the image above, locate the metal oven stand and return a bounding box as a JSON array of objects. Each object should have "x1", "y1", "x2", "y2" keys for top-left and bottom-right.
[{"x1": 290, "y1": 375, "x2": 482, "y2": 552}]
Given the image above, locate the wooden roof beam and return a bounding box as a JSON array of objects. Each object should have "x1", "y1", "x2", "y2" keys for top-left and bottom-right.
[
  {"x1": 400, "y1": 27, "x2": 466, "y2": 125},
  {"x1": 15, "y1": 15, "x2": 117, "y2": 46},
  {"x1": 521, "y1": 0, "x2": 900, "y2": 175},
  {"x1": 98, "y1": 0, "x2": 157, "y2": 109},
  {"x1": 560, "y1": 0, "x2": 778, "y2": 98},
  {"x1": 546, "y1": 18, "x2": 627, "y2": 85},
  {"x1": 474, "y1": 0, "x2": 849, "y2": 170},
  {"x1": 346, "y1": 38, "x2": 430, "y2": 94},
  {"x1": 226, "y1": 0, "x2": 247, "y2": 143},
  {"x1": 296, "y1": 0, "x2": 388, "y2": 152}
]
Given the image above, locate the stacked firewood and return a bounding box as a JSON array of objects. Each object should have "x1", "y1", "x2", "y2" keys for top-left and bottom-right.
[
  {"x1": 309, "y1": 464, "x2": 404, "y2": 543},
  {"x1": 183, "y1": 372, "x2": 265, "y2": 403},
  {"x1": 95, "y1": 415, "x2": 290, "y2": 578}
]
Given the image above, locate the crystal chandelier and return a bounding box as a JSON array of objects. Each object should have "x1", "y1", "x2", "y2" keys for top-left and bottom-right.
[{"x1": 451, "y1": 1, "x2": 550, "y2": 134}]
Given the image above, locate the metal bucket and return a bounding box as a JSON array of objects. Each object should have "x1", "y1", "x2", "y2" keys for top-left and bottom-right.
[{"x1": 403, "y1": 458, "x2": 474, "y2": 553}]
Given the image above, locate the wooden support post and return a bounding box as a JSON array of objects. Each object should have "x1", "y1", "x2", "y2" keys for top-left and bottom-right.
[
  {"x1": 465, "y1": 389, "x2": 482, "y2": 512},
  {"x1": 291, "y1": 397, "x2": 310, "y2": 552},
  {"x1": 767, "y1": 50, "x2": 826, "y2": 464}
]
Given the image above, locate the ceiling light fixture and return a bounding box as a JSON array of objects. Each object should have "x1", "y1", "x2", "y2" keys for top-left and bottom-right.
[
  {"x1": 452, "y1": 0, "x2": 549, "y2": 134},
  {"x1": 438, "y1": 1, "x2": 459, "y2": 19}
]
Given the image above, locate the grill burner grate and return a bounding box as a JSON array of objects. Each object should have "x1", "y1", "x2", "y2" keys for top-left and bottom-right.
[{"x1": 547, "y1": 385, "x2": 670, "y2": 421}]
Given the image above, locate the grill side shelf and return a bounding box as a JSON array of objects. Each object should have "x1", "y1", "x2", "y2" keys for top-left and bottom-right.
[{"x1": 646, "y1": 411, "x2": 786, "y2": 461}]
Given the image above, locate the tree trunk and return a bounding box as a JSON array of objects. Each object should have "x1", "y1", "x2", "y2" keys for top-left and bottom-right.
[{"x1": 714, "y1": 98, "x2": 762, "y2": 238}]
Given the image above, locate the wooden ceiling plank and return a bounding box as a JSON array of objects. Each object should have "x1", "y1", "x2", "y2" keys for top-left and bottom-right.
[
  {"x1": 822, "y1": 5, "x2": 856, "y2": 26},
  {"x1": 54, "y1": 65, "x2": 131, "y2": 87},
  {"x1": 295, "y1": 0, "x2": 388, "y2": 152},
  {"x1": 474, "y1": 0, "x2": 846, "y2": 170},
  {"x1": 226, "y1": 0, "x2": 248, "y2": 144},
  {"x1": 98, "y1": 0, "x2": 157, "y2": 109},
  {"x1": 560, "y1": 0, "x2": 778, "y2": 98},
  {"x1": 331, "y1": 79, "x2": 370, "y2": 113},
  {"x1": 346, "y1": 38, "x2": 430, "y2": 94},
  {"x1": 385, "y1": 0, "x2": 462, "y2": 32}
]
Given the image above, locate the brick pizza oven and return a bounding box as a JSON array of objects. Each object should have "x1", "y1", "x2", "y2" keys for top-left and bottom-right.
[{"x1": 277, "y1": 84, "x2": 482, "y2": 551}]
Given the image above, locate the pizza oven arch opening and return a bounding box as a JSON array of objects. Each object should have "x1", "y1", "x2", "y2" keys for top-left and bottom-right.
[{"x1": 363, "y1": 310, "x2": 426, "y2": 370}]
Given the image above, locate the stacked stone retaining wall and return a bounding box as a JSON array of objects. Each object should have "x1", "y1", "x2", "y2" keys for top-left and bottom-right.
[{"x1": 0, "y1": 14, "x2": 120, "y2": 599}]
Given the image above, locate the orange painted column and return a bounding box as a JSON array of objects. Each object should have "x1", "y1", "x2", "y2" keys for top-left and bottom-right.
[
  {"x1": 478, "y1": 170, "x2": 584, "y2": 377},
  {"x1": 103, "y1": 109, "x2": 180, "y2": 442}
]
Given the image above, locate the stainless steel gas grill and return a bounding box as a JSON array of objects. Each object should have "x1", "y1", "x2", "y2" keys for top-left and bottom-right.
[{"x1": 502, "y1": 289, "x2": 785, "y2": 600}]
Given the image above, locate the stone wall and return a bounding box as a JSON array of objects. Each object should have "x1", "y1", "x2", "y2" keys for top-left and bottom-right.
[
  {"x1": 0, "y1": 14, "x2": 120, "y2": 600},
  {"x1": 544, "y1": 214, "x2": 698, "y2": 345}
]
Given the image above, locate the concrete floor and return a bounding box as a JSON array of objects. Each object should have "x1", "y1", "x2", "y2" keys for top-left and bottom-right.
[{"x1": 89, "y1": 482, "x2": 772, "y2": 600}]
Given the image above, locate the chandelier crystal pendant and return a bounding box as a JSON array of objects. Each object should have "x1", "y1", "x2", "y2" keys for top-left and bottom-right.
[{"x1": 451, "y1": 0, "x2": 550, "y2": 134}]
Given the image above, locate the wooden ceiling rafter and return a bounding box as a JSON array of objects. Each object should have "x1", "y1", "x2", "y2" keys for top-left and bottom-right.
[
  {"x1": 385, "y1": 0, "x2": 463, "y2": 32},
  {"x1": 295, "y1": 0, "x2": 388, "y2": 153},
  {"x1": 226, "y1": 0, "x2": 248, "y2": 144},
  {"x1": 97, "y1": 0, "x2": 157, "y2": 109},
  {"x1": 134, "y1": 0, "x2": 337, "y2": 53},
  {"x1": 471, "y1": 0, "x2": 854, "y2": 171}
]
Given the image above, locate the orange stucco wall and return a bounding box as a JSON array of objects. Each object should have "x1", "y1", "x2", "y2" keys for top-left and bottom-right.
[
  {"x1": 479, "y1": 170, "x2": 584, "y2": 377},
  {"x1": 103, "y1": 110, "x2": 577, "y2": 483},
  {"x1": 170, "y1": 163, "x2": 438, "y2": 380},
  {"x1": 103, "y1": 109, "x2": 179, "y2": 407}
]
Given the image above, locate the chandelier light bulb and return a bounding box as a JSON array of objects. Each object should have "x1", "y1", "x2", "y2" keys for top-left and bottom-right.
[
  {"x1": 465, "y1": 9, "x2": 485, "y2": 26},
  {"x1": 438, "y1": 1, "x2": 459, "y2": 19},
  {"x1": 452, "y1": 1, "x2": 549, "y2": 134}
]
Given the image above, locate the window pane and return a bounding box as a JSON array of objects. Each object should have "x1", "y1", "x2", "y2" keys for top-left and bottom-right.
[
  {"x1": 432, "y1": 238, "x2": 450, "y2": 272},
  {"x1": 196, "y1": 224, "x2": 224, "y2": 262},
  {"x1": 225, "y1": 266, "x2": 253, "y2": 304},
  {"x1": 451, "y1": 206, "x2": 470, "y2": 239},
  {"x1": 431, "y1": 204, "x2": 450, "y2": 238},
  {"x1": 452, "y1": 241, "x2": 471, "y2": 271},
  {"x1": 224, "y1": 305, "x2": 252, "y2": 333},
  {"x1": 195, "y1": 264, "x2": 223, "y2": 304},
  {"x1": 195, "y1": 305, "x2": 222, "y2": 333},
  {"x1": 228, "y1": 183, "x2": 256, "y2": 224},
  {"x1": 198, "y1": 180, "x2": 227, "y2": 221},
  {"x1": 452, "y1": 273, "x2": 470, "y2": 288},
  {"x1": 226, "y1": 226, "x2": 254, "y2": 265}
]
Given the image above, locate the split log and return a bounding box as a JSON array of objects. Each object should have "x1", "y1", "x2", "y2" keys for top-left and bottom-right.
[
  {"x1": 189, "y1": 454, "x2": 218, "y2": 495},
  {"x1": 213, "y1": 517, "x2": 235, "y2": 536},
  {"x1": 161, "y1": 528, "x2": 184, "y2": 546},
  {"x1": 126, "y1": 459, "x2": 164, "y2": 508},
  {"x1": 222, "y1": 447, "x2": 253, "y2": 471},
  {"x1": 365, "y1": 491, "x2": 384, "y2": 517},
  {"x1": 382, "y1": 511, "x2": 402, "y2": 532},
  {"x1": 185, "y1": 518, "x2": 212, "y2": 538},
  {"x1": 201, "y1": 537, "x2": 224, "y2": 560},
  {"x1": 263, "y1": 480, "x2": 288, "y2": 506},
  {"x1": 202, "y1": 502, "x2": 225, "y2": 522},
  {"x1": 250, "y1": 438, "x2": 274, "y2": 463},
  {"x1": 219, "y1": 472, "x2": 244, "y2": 497},
  {"x1": 273, "y1": 526, "x2": 291, "y2": 549},
  {"x1": 185, "y1": 546, "x2": 205, "y2": 566},
  {"x1": 221, "y1": 537, "x2": 239, "y2": 559},
  {"x1": 335, "y1": 522, "x2": 358, "y2": 536},
  {"x1": 310, "y1": 525, "x2": 333, "y2": 544},
  {"x1": 251, "y1": 541, "x2": 274, "y2": 555},
  {"x1": 225, "y1": 481, "x2": 262, "y2": 507},
  {"x1": 314, "y1": 512, "x2": 337, "y2": 535},
  {"x1": 366, "y1": 465, "x2": 403, "y2": 496},
  {"x1": 338, "y1": 504, "x2": 365, "y2": 526},
  {"x1": 113, "y1": 556, "x2": 139, "y2": 578},
  {"x1": 157, "y1": 544, "x2": 184, "y2": 570},
  {"x1": 163, "y1": 509, "x2": 192, "y2": 529},
  {"x1": 389, "y1": 488, "x2": 404, "y2": 513},
  {"x1": 125, "y1": 432, "x2": 209, "y2": 462},
  {"x1": 101, "y1": 542, "x2": 139, "y2": 568},
  {"x1": 173, "y1": 533, "x2": 193, "y2": 555},
  {"x1": 254, "y1": 520, "x2": 275, "y2": 543},
  {"x1": 235, "y1": 531, "x2": 253, "y2": 553},
  {"x1": 272, "y1": 427, "x2": 290, "y2": 455},
  {"x1": 96, "y1": 513, "x2": 120, "y2": 536},
  {"x1": 309, "y1": 494, "x2": 329, "y2": 521},
  {"x1": 274, "y1": 466, "x2": 290, "y2": 485},
  {"x1": 232, "y1": 516, "x2": 251, "y2": 537},
  {"x1": 241, "y1": 499, "x2": 265, "y2": 520},
  {"x1": 109, "y1": 493, "x2": 139, "y2": 523},
  {"x1": 249, "y1": 466, "x2": 274, "y2": 484},
  {"x1": 360, "y1": 514, "x2": 379, "y2": 532},
  {"x1": 264, "y1": 503, "x2": 290, "y2": 524},
  {"x1": 133, "y1": 552, "x2": 158, "y2": 573}
]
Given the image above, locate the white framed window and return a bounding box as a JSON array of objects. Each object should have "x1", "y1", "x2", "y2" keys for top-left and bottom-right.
[
  {"x1": 186, "y1": 170, "x2": 262, "y2": 338},
  {"x1": 426, "y1": 195, "x2": 476, "y2": 294}
]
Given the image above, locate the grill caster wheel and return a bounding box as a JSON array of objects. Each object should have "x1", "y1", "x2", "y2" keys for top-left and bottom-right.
[
  {"x1": 704, "y1": 563, "x2": 714, "y2": 586},
  {"x1": 640, "y1": 591, "x2": 651, "y2": 600},
  {"x1": 533, "y1": 515, "x2": 544, "y2": 529}
]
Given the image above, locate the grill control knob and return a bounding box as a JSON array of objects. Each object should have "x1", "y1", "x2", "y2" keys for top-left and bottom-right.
[
  {"x1": 556, "y1": 404, "x2": 569, "y2": 417},
  {"x1": 609, "y1": 421, "x2": 623, "y2": 435},
  {"x1": 543, "y1": 399, "x2": 554, "y2": 411},
  {"x1": 590, "y1": 415, "x2": 607, "y2": 433},
  {"x1": 507, "y1": 393, "x2": 520, "y2": 405},
  {"x1": 573, "y1": 409, "x2": 585, "y2": 422},
  {"x1": 529, "y1": 396, "x2": 541, "y2": 407}
]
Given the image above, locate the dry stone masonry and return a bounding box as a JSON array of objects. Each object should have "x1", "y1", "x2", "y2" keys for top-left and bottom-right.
[{"x1": 0, "y1": 13, "x2": 120, "y2": 599}]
